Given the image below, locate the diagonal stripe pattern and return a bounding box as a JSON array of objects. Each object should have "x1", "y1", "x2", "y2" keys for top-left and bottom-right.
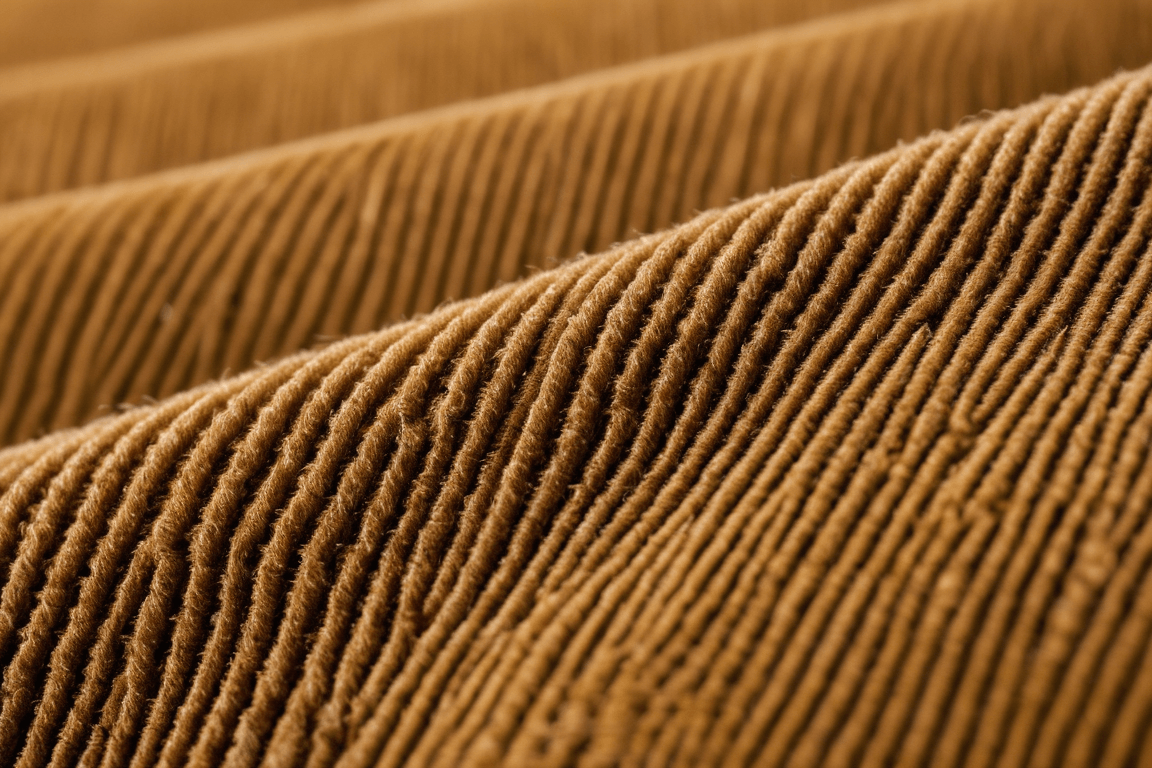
[
  {"x1": 3, "y1": 63, "x2": 1152, "y2": 767},
  {"x1": 0, "y1": 0, "x2": 1149, "y2": 446}
]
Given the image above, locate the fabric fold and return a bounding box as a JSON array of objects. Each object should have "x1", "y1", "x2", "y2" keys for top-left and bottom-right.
[
  {"x1": 6, "y1": 0, "x2": 1152, "y2": 765},
  {"x1": 3, "y1": 59, "x2": 1152, "y2": 766},
  {"x1": 0, "y1": 0, "x2": 1150, "y2": 445}
]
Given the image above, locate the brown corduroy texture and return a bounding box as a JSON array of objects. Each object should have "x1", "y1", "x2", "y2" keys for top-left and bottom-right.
[
  {"x1": 0, "y1": 0, "x2": 900, "y2": 202},
  {"x1": 4, "y1": 0, "x2": 1152, "y2": 766},
  {"x1": 1, "y1": 0, "x2": 1151, "y2": 445}
]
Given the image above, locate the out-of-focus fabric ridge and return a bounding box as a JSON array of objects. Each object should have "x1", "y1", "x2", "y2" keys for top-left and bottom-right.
[
  {"x1": 0, "y1": 0, "x2": 901, "y2": 202},
  {"x1": 0, "y1": 0, "x2": 379, "y2": 68}
]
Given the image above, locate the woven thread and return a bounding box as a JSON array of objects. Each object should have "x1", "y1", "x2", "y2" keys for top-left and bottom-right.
[{"x1": 2, "y1": 61, "x2": 1152, "y2": 766}]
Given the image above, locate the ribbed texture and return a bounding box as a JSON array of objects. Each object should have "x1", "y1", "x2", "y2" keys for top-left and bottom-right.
[
  {"x1": 0, "y1": 0, "x2": 1150, "y2": 446},
  {"x1": 0, "y1": 0, "x2": 374, "y2": 68},
  {"x1": 0, "y1": 0, "x2": 894, "y2": 202},
  {"x1": 3, "y1": 60, "x2": 1152, "y2": 767}
]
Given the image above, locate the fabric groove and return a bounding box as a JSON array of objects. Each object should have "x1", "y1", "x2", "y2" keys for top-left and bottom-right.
[{"x1": 4, "y1": 0, "x2": 1152, "y2": 766}]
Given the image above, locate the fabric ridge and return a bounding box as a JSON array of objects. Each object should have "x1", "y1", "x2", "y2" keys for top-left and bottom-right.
[{"x1": 2, "y1": 0, "x2": 1152, "y2": 766}]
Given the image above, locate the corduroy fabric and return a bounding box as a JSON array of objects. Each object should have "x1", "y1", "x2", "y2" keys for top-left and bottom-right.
[
  {"x1": 0, "y1": 0, "x2": 1151, "y2": 445},
  {"x1": 0, "y1": 0, "x2": 376, "y2": 68},
  {"x1": 0, "y1": 0, "x2": 899, "y2": 202},
  {"x1": 6, "y1": 63, "x2": 1152, "y2": 767},
  {"x1": 4, "y1": 0, "x2": 1152, "y2": 767}
]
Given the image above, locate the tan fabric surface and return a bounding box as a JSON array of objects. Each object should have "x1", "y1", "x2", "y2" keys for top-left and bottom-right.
[
  {"x1": 1, "y1": 0, "x2": 1150, "y2": 445},
  {"x1": 0, "y1": 0, "x2": 897, "y2": 201},
  {"x1": 2, "y1": 0, "x2": 1152, "y2": 766}
]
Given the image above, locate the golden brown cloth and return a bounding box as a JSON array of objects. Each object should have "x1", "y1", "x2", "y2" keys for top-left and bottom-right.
[{"x1": 1, "y1": 0, "x2": 1152, "y2": 765}]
